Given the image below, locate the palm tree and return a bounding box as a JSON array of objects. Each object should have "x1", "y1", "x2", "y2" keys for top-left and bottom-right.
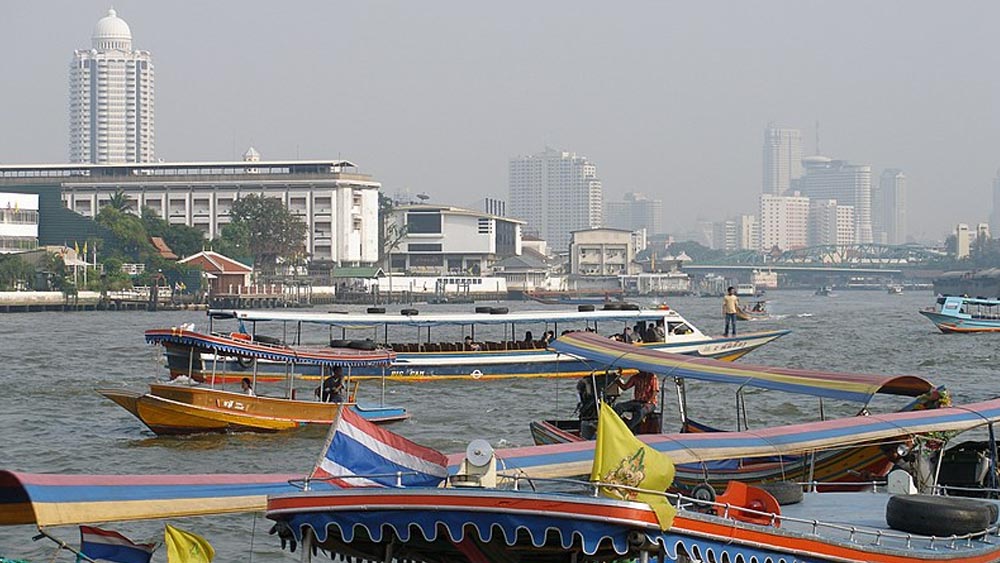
[{"x1": 106, "y1": 189, "x2": 133, "y2": 213}]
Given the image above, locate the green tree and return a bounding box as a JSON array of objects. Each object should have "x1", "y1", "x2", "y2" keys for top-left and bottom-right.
[
  {"x1": 226, "y1": 194, "x2": 306, "y2": 276},
  {"x1": 0, "y1": 255, "x2": 35, "y2": 290},
  {"x1": 106, "y1": 189, "x2": 133, "y2": 213},
  {"x1": 212, "y1": 222, "x2": 252, "y2": 264},
  {"x1": 140, "y1": 207, "x2": 205, "y2": 259},
  {"x1": 95, "y1": 207, "x2": 154, "y2": 261}
]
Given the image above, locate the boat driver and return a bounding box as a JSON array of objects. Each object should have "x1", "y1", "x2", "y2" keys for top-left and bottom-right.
[
  {"x1": 614, "y1": 371, "x2": 659, "y2": 432},
  {"x1": 321, "y1": 366, "x2": 346, "y2": 403}
]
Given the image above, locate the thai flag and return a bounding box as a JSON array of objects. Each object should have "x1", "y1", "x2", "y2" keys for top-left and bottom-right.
[
  {"x1": 79, "y1": 525, "x2": 155, "y2": 563},
  {"x1": 310, "y1": 406, "x2": 448, "y2": 488}
]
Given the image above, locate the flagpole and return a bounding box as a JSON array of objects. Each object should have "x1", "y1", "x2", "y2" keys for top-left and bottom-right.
[{"x1": 32, "y1": 528, "x2": 98, "y2": 563}]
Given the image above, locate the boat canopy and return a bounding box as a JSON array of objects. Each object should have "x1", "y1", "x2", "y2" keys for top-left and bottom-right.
[
  {"x1": 0, "y1": 471, "x2": 304, "y2": 527},
  {"x1": 550, "y1": 331, "x2": 933, "y2": 403},
  {"x1": 208, "y1": 308, "x2": 677, "y2": 329},
  {"x1": 145, "y1": 329, "x2": 395, "y2": 367},
  {"x1": 6, "y1": 399, "x2": 1000, "y2": 526},
  {"x1": 473, "y1": 398, "x2": 1000, "y2": 479}
]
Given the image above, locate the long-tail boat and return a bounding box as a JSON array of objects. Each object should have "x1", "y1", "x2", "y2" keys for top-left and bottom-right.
[
  {"x1": 529, "y1": 331, "x2": 942, "y2": 492},
  {"x1": 921, "y1": 295, "x2": 1000, "y2": 333},
  {"x1": 98, "y1": 327, "x2": 407, "y2": 435}
]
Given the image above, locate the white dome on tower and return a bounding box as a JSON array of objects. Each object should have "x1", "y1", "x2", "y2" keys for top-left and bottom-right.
[{"x1": 92, "y1": 8, "x2": 133, "y2": 51}]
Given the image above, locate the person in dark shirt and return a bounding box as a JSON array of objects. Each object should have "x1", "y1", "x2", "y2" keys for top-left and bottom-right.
[{"x1": 321, "y1": 366, "x2": 345, "y2": 403}]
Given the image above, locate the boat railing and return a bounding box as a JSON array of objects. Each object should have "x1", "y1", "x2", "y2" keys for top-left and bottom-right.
[
  {"x1": 498, "y1": 473, "x2": 1000, "y2": 548},
  {"x1": 291, "y1": 471, "x2": 420, "y2": 491}
]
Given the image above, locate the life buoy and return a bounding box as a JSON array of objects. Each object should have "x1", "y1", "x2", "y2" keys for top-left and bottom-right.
[
  {"x1": 330, "y1": 339, "x2": 352, "y2": 348},
  {"x1": 348, "y1": 340, "x2": 377, "y2": 351}
]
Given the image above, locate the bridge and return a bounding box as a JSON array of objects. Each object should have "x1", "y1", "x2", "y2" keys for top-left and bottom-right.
[{"x1": 704, "y1": 244, "x2": 944, "y2": 267}]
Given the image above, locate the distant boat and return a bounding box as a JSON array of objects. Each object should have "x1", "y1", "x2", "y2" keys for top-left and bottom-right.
[
  {"x1": 815, "y1": 286, "x2": 834, "y2": 297},
  {"x1": 920, "y1": 295, "x2": 1000, "y2": 333},
  {"x1": 736, "y1": 300, "x2": 768, "y2": 321},
  {"x1": 735, "y1": 283, "x2": 757, "y2": 297},
  {"x1": 887, "y1": 284, "x2": 904, "y2": 295}
]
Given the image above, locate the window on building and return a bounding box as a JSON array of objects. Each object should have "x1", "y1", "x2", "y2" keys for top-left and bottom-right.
[
  {"x1": 408, "y1": 243, "x2": 443, "y2": 252},
  {"x1": 406, "y1": 212, "x2": 442, "y2": 234}
]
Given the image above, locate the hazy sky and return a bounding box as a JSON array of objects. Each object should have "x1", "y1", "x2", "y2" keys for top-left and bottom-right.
[{"x1": 2, "y1": 1, "x2": 998, "y2": 241}]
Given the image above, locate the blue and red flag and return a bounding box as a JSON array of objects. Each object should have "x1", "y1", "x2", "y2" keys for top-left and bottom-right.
[
  {"x1": 310, "y1": 406, "x2": 448, "y2": 488},
  {"x1": 78, "y1": 525, "x2": 155, "y2": 563}
]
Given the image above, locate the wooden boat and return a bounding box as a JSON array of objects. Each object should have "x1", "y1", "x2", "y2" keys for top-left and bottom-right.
[
  {"x1": 264, "y1": 399, "x2": 1000, "y2": 563},
  {"x1": 529, "y1": 331, "x2": 939, "y2": 492},
  {"x1": 735, "y1": 300, "x2": 768, "y2": 321},
  {"x1": 167, "y1": 307, "x2": 790, "y2": 383},
  {"x1": 920, "y1": 295, "x2": 1000, "y2": 333},
  {"x1": 99, "y1": 328, "x2": 408, "y2": 435}
]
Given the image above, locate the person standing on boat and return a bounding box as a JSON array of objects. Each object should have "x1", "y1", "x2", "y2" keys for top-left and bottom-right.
[
  {"x1": 723, "y1": 286, "x2": 740, "y2": 336},
  {"x1": 321, "y1": 366, "x2": 346, "y2": 403},
  {"x1": 241, "y1": 377, "x2": 256, "y2": 397},
  {"x1": 614, "y1": 371, "x2": 659, "y2": 432}
]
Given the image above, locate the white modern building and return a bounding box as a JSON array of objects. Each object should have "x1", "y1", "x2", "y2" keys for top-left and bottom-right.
[
  {"x1": 387, "y1": 204, "x2": 523, "y2": 275},
  {"x1": 49, "y1": 155, "x2": 380, "y2": 265},
  {"x1": 509, "y1": 148, "x2": 603, "y2": 252},
  {"x1": 738, "y1": 215, "x2": 759, "y2": 251},
  {"x1": 955, "y1": 224, "x2": 971, "y2": 259},
  {"x1": 70, "y1": 9, "x2": 154, "y2": 164},
  {"x1": 874, "y1": 169, "x2": 907, "y2": 245},
  {"x1": 798, "y1": 157, "x2": 873, "y2": 244},
  {"x1": 759, "y1": 193, "x2": 810, "y2": 251},
  {"x1": 569, "y1": 228, "x2": 639, "y2": 277},
  {"x1": 712, "y1": 215, "x2": 760, "y2": 252},
  {"x1": 605, "y1": 192, "x2": 664, "y2": 236},
  {"x1": 808, "y1": 199, "x2": 855, "y2": 247},
  {"x1": 762, "y1": 126, "x2": 803, "y2": 196},
  {"x1": 0, "y1": 193, "x2": 39, "y2": 254}
]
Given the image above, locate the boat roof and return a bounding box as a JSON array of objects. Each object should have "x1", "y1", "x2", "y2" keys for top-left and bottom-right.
[
  {"x1": 550, "y1": 331, "x2": 933, "y2": 402},
  {"x1": 6, "y1": 398, "x2": 1000, "y2": 526},
  {"x1": 941, "y1": 295, "x2": 1000, "y2": 306},
  {"x1": 145, "y1": 329, "x2": 395, "y2": 366},
  {"x1": 475, "y1": 397, "x2": 1000, "y2": 479},
  {"x1": 209, "y1": 308, "x2": 682, "y2": 328}
]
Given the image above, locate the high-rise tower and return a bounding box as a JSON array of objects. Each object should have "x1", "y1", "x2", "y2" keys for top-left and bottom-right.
[
  {"x1": 69, "y1": 9, "x2": 155, "y2": 163},
  {"x1": 508, "y1": 148, "x2": 603, "y2": 251},
  {"x1": 762, "y1": 126, "x2": 803, "y2": 195},
  {"x1": 874, "y1": 169, "x2": 907, "y2": 245}
]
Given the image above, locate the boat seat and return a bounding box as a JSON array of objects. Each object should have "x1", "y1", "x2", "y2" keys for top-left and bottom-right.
[
  {"x1": 504, "y1": 341, "x2": 516, "y2": 350},
  {"x1": 425, "y1": 343, "x2": 441, "y2": 352}
]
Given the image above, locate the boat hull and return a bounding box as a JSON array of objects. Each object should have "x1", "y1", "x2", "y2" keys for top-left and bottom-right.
[
  {"x1": 267, "y1": 488, "x2": 1000, "y2": 563},
  {"x1": 164, "y1": 330, "x2": 790, "y2": 383},
  {"x1": 98, "y1": 384, "x2": 408, "y2": 435},
  {"x1": 920, "y1": 310, "x2": 1000, "y2": 333},
  {"x1": 529, "y1": 419, "x2": 894, "y2": 492}
]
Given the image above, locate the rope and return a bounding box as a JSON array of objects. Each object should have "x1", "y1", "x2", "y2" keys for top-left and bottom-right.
[{"x1": 249, "y1": 512, "x2": 257, "y2": 563}]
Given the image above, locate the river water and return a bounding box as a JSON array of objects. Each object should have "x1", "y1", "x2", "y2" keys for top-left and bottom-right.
[{"x1": 1, "y1": 290, "x2": 996, "y2": 561}]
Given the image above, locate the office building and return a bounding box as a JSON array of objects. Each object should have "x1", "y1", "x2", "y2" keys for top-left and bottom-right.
[
  {"x1": 955, "y1": 224, "x2": 971, "y2": 259},
  {"x1": 874, "y1": 169, "x2": 907, "y2": 245},
  {"x1": 711, "y1": 220, "x2": 738, "y2": 252},
  {"x1": 0, "y1": 193, "x2": 40, "y2": 254},
  {"x1": 569, "y1": 228, "x2": 638, "y2": 276},
  {"x1": 808, "y1": 199, "x2": 855, "y2": 247},
  {"x1": 759, "y1": 193, "x2": 809, "y2": 251},
  {"x1": 387, "y1": 204, "x2": 523, "y2": 275},
  {"x1": 0, "y1": 156, "x2": 380, "y2": 266},
  {"x1": 605, "y1": 192, "x2": 664, "y2": 236},
  {"x1": 762, "y1": 126, "x2": 803, "y2": 195},
  {"x1": 70, "y1": 9, "x2": 155, "y2": 164},
  {"x1": 509, "y1": 148, "x2": 603, "y2": 252},
  {"x1": 798, "y1": 157, "x2": 873, "y2": 243},
  {"x1": 738, "y1": 215, "x2": 759, "y2": 251},
  {"x1": 990, "y1": 170, "x2": 1000, "y2": 237}
]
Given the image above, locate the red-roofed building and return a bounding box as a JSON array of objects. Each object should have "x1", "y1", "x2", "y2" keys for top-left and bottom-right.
[
  {"x1": 179, "y1": 250, "x2": 252, "y2": 294},
  {"x1": 149, "y1": 237, "x2": 178, "y2": 260}
]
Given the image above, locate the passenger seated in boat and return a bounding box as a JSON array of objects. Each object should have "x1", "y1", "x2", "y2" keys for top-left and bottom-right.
[
  {"x1": 463, "y1": 336, "x2": 482, "y2": 351},
  {"x1": 752, "y1": 301, "x2": 764, "y2": 313},
  {"x1": 541, "y1": 330, "x2": 555, "y2": 346},
  {"x1": 523, "y1": 331, "x2": 534, "y2": 344},
  {"x1": 241, "y1": 377, "x2": 256, "y2": 397},
  {"x1": 647, "y1": 320, "x2": 666, "y2": 342},
  {"x1": 319, "y1": 366, "x2": 345, "y2": 403},
  {"x1": 614, "y1": 371, "x2": 659, "y2": 432}
]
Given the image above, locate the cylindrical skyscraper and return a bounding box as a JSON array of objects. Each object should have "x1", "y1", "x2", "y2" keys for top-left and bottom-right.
[{"x1": 69, "y1": 9, "x2": 155, "y2": 163}]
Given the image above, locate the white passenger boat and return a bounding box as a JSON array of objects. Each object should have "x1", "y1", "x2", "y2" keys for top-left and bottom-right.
[{"x1": 168, "y1": 306, "x2": 789, "y2": 382}]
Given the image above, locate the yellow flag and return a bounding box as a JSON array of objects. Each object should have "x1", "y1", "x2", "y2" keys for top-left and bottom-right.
[
  {"x1": 82, "y1": 241, "x2": 88, "y2": 256},
  {"x1": 590, "y1": 402, "x2": 677, "y2": 530},
  {"x1": 74, "y1": 241, "x2": 80, "y2": 255},
  {"x1": 165, "y1": 525, "x2": 215, "y2": 563}
]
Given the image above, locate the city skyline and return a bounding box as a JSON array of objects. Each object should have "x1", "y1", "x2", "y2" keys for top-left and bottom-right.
[{"x1": 1, "y1": 2, "x2": 998, "y2": 241}]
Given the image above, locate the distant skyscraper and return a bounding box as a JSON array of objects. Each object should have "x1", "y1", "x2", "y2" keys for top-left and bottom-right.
[
  {"x1": 762, "y1": 126, "x2": 803, "y2": 195},
  {"x1": 990, "y1": 170, "x2": 1000, "y2": 237},
  {"x1": 873, "y1": 169, "x2": 907, "y2": 245},
  {"x1": 69, "y1": 9, "x2": 154, "y2": 164},
  {"x1": 808, "y1": 199, "x2": 855, "y2": 247},
  {"x1": 605, "y1": 192, "x2": 664, "y2": 235},
  {"x1": 509, "y1": 148, "x2": 602, "y2": 251},
  {"x1": 759, "y1": 193, "x2": 810, "y2": 251},
  {"x1": 798, "y1": 157, "x2": 873, "y2": 244},
  {"x1": 955, "y1": 223, "x2": 971, "y2": 259}
]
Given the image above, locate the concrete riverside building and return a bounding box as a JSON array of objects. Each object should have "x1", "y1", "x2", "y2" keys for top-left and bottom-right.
[
  {"x1": 759, "y1": 193, "x2": 810, "y2": 251},
  {"x1": 509, "y1": 148, "x2": 603, "y2": 252},
  {"x1": 0, "y1": 193, "x2": 40, "y2": 254},
  {"x1": 0, "y1": 157, "x2": 380, "y2": 266},
  {"x1": 70, "y1": 9, "x2": 154, "y2": 164},
  {"x1": 387, "y1": 204, "x2": 523, "y2": 275},
  {"x1": 569, "y1": 228, "x2": 639, "y2": 277}
]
